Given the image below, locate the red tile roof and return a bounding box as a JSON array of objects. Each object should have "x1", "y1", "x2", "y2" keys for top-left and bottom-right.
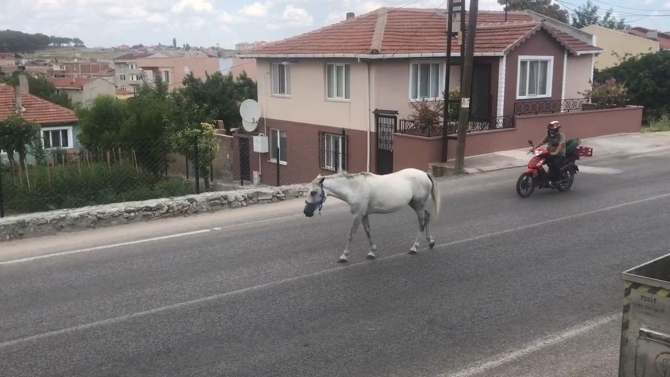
[
  {"x1": 243, "y1": 8, "x2": 601, "y2": 57},
  {"x1": 51, "y1": 77, "x2": 93, "y2": 89},
  {"x1": 623, "y1": 27, "x2": 670, "y2": 50},
  {"x1": 0, "y1": 84, "x2": 78, "y2": 126}
]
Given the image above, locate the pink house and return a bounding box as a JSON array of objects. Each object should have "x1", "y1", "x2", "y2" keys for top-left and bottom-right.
[{"x1": 233, "y1": 9, "x2": 641, "y2": 185}]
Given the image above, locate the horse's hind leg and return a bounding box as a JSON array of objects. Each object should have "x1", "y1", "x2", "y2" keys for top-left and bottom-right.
[
  {"x1": 424, "y1": 210, "x2": 435, "y2": 249},
  {"x1": 409, "y1": 203, "x2": 426, "y2": 255},
  {"x1": 362, "y1": 215, "x2": 378, "y2": 260}
]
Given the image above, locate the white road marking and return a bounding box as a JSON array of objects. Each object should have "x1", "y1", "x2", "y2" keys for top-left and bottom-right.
[
  {"x1": 577, "y1": 165, "x2": 622, "y2": 175},
  {"x1": 0, "y1": 179, "x2": 516, "y2": 266},
  {"x1": 439, "y1": 313, "x2": 619, "y2": 377},
  {"x1": 0, "y1": 192, "x2": 666, "y2": 348}
]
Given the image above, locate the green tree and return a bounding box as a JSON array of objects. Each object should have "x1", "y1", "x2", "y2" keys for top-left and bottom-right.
[
  {"x1": 76, "y1": 95, "x2": 129, "y2": 148},
  {"x1": 498, "y1": 0, "x2": 569, "y2": 23},
  {"x1": 171, "y1": 122, "x2": 219, "y2": 191},
  {"x1": 570, "y1": 0, "x2": 630, "y2": 29},
  {"x1": 119, "y1": 76, "x2": 171, "y2": 174},
  {"x1": 0, "y1": 113, "x2": 41, "y2": 170},
  {"x1": 595, "y1": 51, "x2": 670, "y2": 122},
  {"x1": 2, "y1": 73, "x2": 74, "y2": 109}
]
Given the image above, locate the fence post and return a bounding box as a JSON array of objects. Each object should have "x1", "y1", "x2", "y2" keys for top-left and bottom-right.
[
  {"x1": 276, "y1": 145, "x2": 280, "y2": 187},
  {"x1": 0, "y1": 164, "x2": 4, "y2": 218},
  {"x1": 194, "y1": 135, "x2": 200, "y2": 194}
]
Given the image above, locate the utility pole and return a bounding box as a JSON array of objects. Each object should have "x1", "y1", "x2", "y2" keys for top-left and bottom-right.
[
  {"x1": 454, "y1": 0, "x2": 479, "y2": 173},
  {"x1": 441, "y1": 0, "x2": 466, "y2": 163}
]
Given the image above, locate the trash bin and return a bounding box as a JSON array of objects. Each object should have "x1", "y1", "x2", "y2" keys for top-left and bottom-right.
[{"x1": 619, "y1": 253, "x2": 670, "y2": 377}]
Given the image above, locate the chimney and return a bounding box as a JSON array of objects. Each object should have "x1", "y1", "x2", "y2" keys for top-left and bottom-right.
[
  {"x1": 346, "y1": 12, "x2": 355, "y2": 20},
  {"x1": 18, "y1": 74, "x2": 29, "y2": 94},
  {"x1": 648, "y1": 30, "x2": 658, "y2": 40},
  {"x1": 14, "y1": 85, "x2": 22, "y2": 113}
]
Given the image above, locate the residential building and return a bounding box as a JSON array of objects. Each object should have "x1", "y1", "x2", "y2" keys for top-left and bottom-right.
[
  {"x1": 236, "y1": 41, "x2": 268, "y2": 52},
  {"x1": 0, "y1": 53, "x2": 16, "y2": 67},
  {"x1": 112, "y1": 53, "x2": 155, "y2": 93},
  {"x1": 0, "y1": 76, "x2": 80, "y2": 161},
  {"x1": 138, "y1": 56, "x2": 233, "y2": 90},
  {"x1": 51, "y1": 77, "x2": 117, "y2": 108},
  {"x1": 581, "y1": 25, "x2": 659, "y2": 69},
  {"x1": 219, "y1": 57, "x2": 257, "y2": 81},
  {"x1": 622, "y1": 27, "x2": 670, "y2": 51},
  {"x1": 237, "y1": 8, "x2": 642, "y2": 185},
  {"x1": 52, "y1": 59, "x2": 114, "y2": 79}
]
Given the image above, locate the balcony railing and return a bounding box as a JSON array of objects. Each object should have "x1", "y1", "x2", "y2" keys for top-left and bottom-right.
[
  {"x1": 514, "y1": 98, "x2": 586, "y2": 115},
  {"x1": 397, "y1": 115, "x2": 515, "y2": 137}
]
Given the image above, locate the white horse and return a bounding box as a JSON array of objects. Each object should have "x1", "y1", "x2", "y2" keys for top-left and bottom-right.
[{"x1": 303, "y1": 168, "x2": 441, "y2": 263}]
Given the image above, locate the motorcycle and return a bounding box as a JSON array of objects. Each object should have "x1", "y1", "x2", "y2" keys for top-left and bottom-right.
[{"x1": 516, "y1": 138, "x2": 592, "y2": 199}]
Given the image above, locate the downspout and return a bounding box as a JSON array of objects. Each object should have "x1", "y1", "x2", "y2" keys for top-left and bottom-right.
[{"x1": 366, "y1": 60, "x2": 371, "y2": 172}]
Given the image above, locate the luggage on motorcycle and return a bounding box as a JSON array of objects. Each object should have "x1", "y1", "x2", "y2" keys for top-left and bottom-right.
[{"x1": 565, "y1": 139, "x2": 581, "y2": 156}]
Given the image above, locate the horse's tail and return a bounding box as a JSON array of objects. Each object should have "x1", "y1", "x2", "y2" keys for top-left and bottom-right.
[{"x1": 427, "y1": 172, "x2": 440, "y2": 221}]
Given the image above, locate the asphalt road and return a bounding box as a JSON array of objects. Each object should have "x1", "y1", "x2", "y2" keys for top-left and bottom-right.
[{"x1": 2, "y1": 151, "x2": 670, "y2": 377}]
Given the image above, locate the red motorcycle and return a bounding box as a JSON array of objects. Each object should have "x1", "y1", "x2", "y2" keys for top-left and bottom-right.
[{"x1": 516, "y1": 139, "x2": 592, "y2": 198}]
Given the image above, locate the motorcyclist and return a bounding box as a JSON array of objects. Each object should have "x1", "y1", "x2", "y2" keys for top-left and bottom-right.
[{"x1": 533, "y1": 121, "x2": 566, "y2": 188}]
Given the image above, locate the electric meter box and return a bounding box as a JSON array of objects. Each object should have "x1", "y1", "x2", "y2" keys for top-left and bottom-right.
[{"x1": 252, "y1": 135, "x2": 269, "y2": 153}]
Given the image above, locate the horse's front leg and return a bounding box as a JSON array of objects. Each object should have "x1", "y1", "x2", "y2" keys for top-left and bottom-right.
[
  {"x1": 338, "y1": 214, "x2": 362, "y2": 263},
  {"x1": 362, "y1": 215, "x2": 378, "y2": 260}
]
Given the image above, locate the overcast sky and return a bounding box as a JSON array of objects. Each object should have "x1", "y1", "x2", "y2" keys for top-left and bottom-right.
[{"x1": 1, "y1": 0, "x2": 669, "y2": 49}]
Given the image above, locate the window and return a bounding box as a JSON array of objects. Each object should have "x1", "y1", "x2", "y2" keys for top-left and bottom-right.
[
  {"x1": 119, "y1": 75, "x2": 126, "y2": 81},
  {"x1": 320, "y1": 132, "x2": 347, "y2": 172},
  {"x1": 120, "y1": 85, "x2": 126, "y2": 91},
  {"x1": 42, "y1": 127, "x2": 72, "y2": 150},
  {"x1": 163, "y1": 70, "x2": 170, "y2": 84},
  {"x1": 326, "y1": 63, "x2": 350, "y2": 100},
  {"x1": 517, "y1": 56, "x2": 553, "y2": 99},
  {"x1": 269, "y1": 128, "x2": 287, "y2": 164},
  {"x1": 117, "y1": 63, "x2": 127, "y2": 70},
  {"x1": 272, "y1": 63, "x2": 290, "y2": 96},
  {"x1": 129, "y1": 63, "x2": 137, "y2": 70},
  {"x1": 409, "y1": 62, "x2": 443, "y2": 101}
]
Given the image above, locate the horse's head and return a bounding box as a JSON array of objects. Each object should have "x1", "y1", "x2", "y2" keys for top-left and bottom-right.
[{"x1": 304, "y1": 175, "x2": 326, "y2": 217}]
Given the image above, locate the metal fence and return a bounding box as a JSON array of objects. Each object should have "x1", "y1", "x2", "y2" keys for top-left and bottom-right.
[
  {"x1": 513, "y1": 98, "x2": 587, "y2": 115},
  {"x1": 397, "y1": 115, "x2": 516, "y2": 137}
]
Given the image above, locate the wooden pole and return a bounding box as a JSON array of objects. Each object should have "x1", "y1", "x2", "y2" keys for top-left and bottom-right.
[
  {"x1": 107, "y1": 151, "x2": 111, "y2": 172},
  {"x1": 455, "y1": 0, "x2": 479, "y2": 173}
]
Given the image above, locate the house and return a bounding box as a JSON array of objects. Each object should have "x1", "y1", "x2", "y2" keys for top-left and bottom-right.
[
  {"x1": 0, "y1": 53, "x2": 16, "y2": 67},
  {"x1": 0, "y1": 76, "x2": 80, "y2": 161},
  {"x1": 237, "y1": 8, "x2": 643, "y2": 185},
  {"x1": 51, "y1": 77, "x2": 117, "y2": 108},
  {"x1": 52, "y1": 60, "x2": 114, "y2": 79},
  {"x1": 137, "y1": 56, "x2": 256, "y2": 90},
  {"x1": 112, "y1": 53, "x2": 155, "y2": 93},
  {"x1": 621, "y1": 27, "x2": 670, "y2": 51},
  {"x1": 581, "y1": 25, "x2": 659, "y2": 69}
]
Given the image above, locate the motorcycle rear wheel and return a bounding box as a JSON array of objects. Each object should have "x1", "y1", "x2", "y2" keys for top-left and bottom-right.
[
  {"x1": 516, "y1": 172, "x2": 536, "y2": 198},
  {"x1": 556, "y1": 170, "x2": 574, "y2": 192}
]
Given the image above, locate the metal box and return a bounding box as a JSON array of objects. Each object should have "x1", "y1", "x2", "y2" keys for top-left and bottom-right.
[
  {"x1": 620, "y1": 253, "x2": 670, "y2": 376},
  {"x1": 252, "y1": 135, "x2": 268, "y2": 153}
]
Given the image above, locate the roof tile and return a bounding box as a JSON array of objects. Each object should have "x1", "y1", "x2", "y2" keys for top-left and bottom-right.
[
  {"x1": 0, "y1": 84, "x2": 78, "y2": 126},
  {"x1": 246, "y1": 8, "x2": 601, "y2": 56},
  {"x1": 51, "y1": 77, "x2": 92, "y2": 89}
]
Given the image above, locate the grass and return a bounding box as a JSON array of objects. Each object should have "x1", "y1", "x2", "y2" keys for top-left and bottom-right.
[{"x1": 644, "y1": 113, "x2": 670, "y2": 133}]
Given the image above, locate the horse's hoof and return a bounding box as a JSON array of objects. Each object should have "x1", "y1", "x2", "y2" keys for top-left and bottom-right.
[
  {"x1": 429, "y1": 241, "x2": 435, "y2": 249},
  {"x1": 337, "y1": 258, "x2": 348, "y2": 263},
  {"x1": 366, "y1": 255, "x2": 375, "y2": 260},
  {"x1": 408, "y1": 250, "x2": 417, "y2": 255}
]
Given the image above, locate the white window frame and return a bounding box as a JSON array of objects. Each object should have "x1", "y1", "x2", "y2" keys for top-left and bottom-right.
[
  {"x1": 42, "y1": 126, "x2": 74, "y2": 150},
  {"x1": 323, "y1": 133, "x2": 345, "y2": 172},
  {"x1": 129, "y1": 63, "x2": 137, "y2": 70},
  {"x1": 271, "y1": 62, "x2": 291, "y2": 97},
  {"x1": 325, "y1": 63, "x2": 351, "y2": 101},
  {"x1": 119, "y1": 74, "x2": 126, "y2": 81},
  {"x1": 516, "y1": 55, "x2": 554, "y2": 100},
  {"x1": 162, "y1": 70, "x2": 170, "y2": 84},
  {"x1": 408, "y1": 61, "x2": 445, "y2": 102},
  {"x1": 269, "y1": 128, "x2": 287, "y2": 165}
]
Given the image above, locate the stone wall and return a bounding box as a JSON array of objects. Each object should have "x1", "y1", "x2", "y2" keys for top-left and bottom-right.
[{"x1": 0, "y1": 184, "x2": 309, "y2": 242}]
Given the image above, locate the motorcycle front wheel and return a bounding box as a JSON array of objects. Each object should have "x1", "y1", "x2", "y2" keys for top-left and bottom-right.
[{"x1": 516, "y1": 172, "x2": 536, "y2": 198}]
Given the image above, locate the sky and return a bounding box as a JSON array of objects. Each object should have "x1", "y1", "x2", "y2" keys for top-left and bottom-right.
[{"x1": 1, "y1": 0, "x2": 669, "y2": 49}]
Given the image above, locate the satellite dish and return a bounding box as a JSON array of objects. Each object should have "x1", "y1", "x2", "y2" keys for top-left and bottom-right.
[
  {"x1": 240, "y1": 99, "x2": 261, "y2": 123},
  {"x1": 184, "y1": 66, "x2": 190, "y2": 74},
  {"x1": 242, "y1": 118, "x2": 258, "y2": 132}
]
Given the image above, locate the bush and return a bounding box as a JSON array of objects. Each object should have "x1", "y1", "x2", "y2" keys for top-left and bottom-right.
[
  {"x1": 645, "y1": 113, "x2": 670, "y2": 133},
  {"x1": 580, "y1": 78, "x2": 628, "y2": 109},
  {"x1": 0, "y1": 159, "x2": 195, "y2": 215},
  {"x1": 406, "y1": 87, "x2": 461, "y2": 128}
]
